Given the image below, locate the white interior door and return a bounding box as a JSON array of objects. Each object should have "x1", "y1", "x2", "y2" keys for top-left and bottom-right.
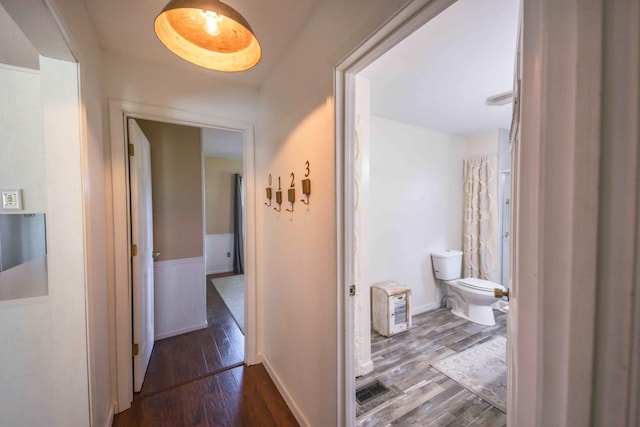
[{"x1": 128, "y1": 118, "x2": 155, "y2": 392}]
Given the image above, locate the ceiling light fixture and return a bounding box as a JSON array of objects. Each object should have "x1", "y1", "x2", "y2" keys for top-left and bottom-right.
[{"x1": 154, "y1": 0, "x2": 261, "y2": 72}]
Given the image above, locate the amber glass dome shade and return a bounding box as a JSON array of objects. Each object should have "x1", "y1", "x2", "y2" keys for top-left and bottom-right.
[{"x1": 154, "y1": 0, "x2": 262, "y2": 72}]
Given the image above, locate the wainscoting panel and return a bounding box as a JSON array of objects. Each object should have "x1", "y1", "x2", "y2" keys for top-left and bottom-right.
[
  {"x1": 154, "y1": 256, "x2": 207, "y2": 340},
  {"x1": 205, "y1": 234, "x2": 234, "y2": 275}
]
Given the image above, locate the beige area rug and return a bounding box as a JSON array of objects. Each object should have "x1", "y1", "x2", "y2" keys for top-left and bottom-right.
[
  {"x1": 431, "y1": 336, "x2": 507, "y2": 412},
  {"x1": 211, "y1": 275, "x2": 245, "y2": 334}
]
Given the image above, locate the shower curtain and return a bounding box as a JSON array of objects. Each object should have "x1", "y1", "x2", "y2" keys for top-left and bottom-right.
[
  {"x1": 233, "y1": 173, "x2": 244, "y2": 274},
  {"x1": 462, "y1": 155, "x2": 498, "y2": 281}
]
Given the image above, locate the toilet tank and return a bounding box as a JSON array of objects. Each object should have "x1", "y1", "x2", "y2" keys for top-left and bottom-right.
[{"x1": 431, "y1": 250, "x2": 463, "y2": 280}]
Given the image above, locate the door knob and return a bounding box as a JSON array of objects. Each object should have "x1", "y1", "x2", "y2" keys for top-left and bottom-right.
[{"x1": 494, "y1": 288, "x2": 509, "y2": 300}]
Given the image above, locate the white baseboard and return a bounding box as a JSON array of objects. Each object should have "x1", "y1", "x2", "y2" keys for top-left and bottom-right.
[
  {"x1": 155, "y1": 321, "x2": 208, "y2": 341},
  {"x1": 412, "y1": 302, "x2": 440, "y2": 316},
  {"x1": 105, "y1": 402, "x2": 115, "y2": 427},
  {"x1": 258, "y1": 352, "x2": 311, "y2": 427}
]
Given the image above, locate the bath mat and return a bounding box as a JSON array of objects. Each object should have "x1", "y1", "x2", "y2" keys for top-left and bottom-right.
[
  {"x1": 431, "y1": 336, "x2": 507, "y2": 412},
  {"x1": 211, "y1": 275, "x2": 245, "y2": 334}
]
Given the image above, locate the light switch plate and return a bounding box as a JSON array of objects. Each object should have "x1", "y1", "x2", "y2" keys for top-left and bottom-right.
[{"x1": 2, "y1": 189, "x2": 22, "y2": 210}]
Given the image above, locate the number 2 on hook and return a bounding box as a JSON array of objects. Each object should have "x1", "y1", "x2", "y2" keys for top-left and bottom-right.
[{"x1": 290, "y1": 173, "x2": 295, "y2": 187}]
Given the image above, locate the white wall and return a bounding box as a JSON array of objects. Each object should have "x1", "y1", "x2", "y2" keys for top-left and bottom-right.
[
  {"x1": 205, "y1": 233, "x2": 234, "y2": 274},
  {"x1": 0, "y1": 300, "x2": 53, "y2": 426},
  {"x1": 255, "y1": 1, "x2": 409, "y2": 425},
  {"x1": 46, "y1": 1, "x2": 112, "y2": 425},
  {"x1": 368, "y1": 116, "x2": 465, "y2": 314},
  {"x1": 0, "y1": 50, "x2": 91, "y2": 427},
  {"x1": 41, "y1": 55, "x2": 90, "y2": 427},
  {"x1": 0, "y1": 65, "x2": 45, "y2": 214},
  {"x1": 154, "y1": 257, "x2": 207, "y2": 340}
]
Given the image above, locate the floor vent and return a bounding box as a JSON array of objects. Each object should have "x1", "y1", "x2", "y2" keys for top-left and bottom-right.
[{"x1": 356, "y1": 380, "x2": 389, "y2": 405}]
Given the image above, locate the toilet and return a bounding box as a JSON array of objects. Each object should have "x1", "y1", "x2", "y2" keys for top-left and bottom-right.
[{"x1": 431, "y1": 249, "x2": 505, "y2": 326}]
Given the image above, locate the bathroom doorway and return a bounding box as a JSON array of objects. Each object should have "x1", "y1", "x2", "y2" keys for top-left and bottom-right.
[{"x1": 336, "y1": 0, "x2": 519, "y2": 424}]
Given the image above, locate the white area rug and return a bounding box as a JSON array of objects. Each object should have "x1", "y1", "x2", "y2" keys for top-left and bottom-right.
[
  {"x1": 211, "y1": 275, "x2": 245, "y2": 334},
  {"x1": 431, "y1": 336, "x2": 507, "y2": 412}
]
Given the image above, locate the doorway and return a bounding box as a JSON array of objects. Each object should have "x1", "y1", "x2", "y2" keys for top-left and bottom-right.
[
  {"x1": 126, "y1": 118, "x2": 247, "y2": 397},
  {"x1": 335, "y1": 0, "x2": 519, "y2": 424},
  {"x1": 203, "y1": 128, "x2": 247, "y2": 337},
  {"x1": 109, "y1": 100, "x2": 258, "y2": 412}
]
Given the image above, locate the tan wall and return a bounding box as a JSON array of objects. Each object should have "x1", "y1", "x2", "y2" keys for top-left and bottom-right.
[
  {"x1": 136, "y1": 119, "x2": 202, "y2": 261},
  {"x1": 204, "y1": 157, "x2": 243, "y2": 235}
]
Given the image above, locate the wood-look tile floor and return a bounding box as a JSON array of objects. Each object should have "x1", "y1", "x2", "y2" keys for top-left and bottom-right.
[
  {"x1": 356, "y1": 308, "x2": 507, "y2": 426},
  {"x1": 113, "y1": 274, "x2": 299, "y2": 427}
]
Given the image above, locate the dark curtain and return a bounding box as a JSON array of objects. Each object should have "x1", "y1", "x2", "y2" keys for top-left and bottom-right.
[{"x1": 233, "y1": 173, "x2": 244, "y2": 273}]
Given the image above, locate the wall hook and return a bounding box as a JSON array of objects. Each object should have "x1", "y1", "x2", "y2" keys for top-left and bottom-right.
[
  {"x1": 265, "y1": 174, "x2": 273, "y2": 206},
  {"x1": 301, "y1": 178, "x2": 311, "y2": 205},
  {"x1": 265, "y1": 187, "x2": 272, "y2": 207},
  {"x1": 286, "y1": 187, "x2": 296, "y2": 212},
  {"x1": 274, "y1": 190, "x2": 282, "y2": 212}
]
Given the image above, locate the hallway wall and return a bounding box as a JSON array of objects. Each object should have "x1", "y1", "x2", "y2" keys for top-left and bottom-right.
[
  {"x1": 255, "y1": 1, "x2": 411, "y2": 425},
  {"x1": 0, "y1": 0, "x2": 107, "y2": 423},
  {"x1": 49, "y1": 1, "x2": 111, "y2": 425}
]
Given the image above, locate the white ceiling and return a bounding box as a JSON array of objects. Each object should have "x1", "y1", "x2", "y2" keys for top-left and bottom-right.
[
  {"x1": 83, "y1": 0, "x2": 322, "y2": 88},
  {"x1": 1, "y1": 0, "x2": 518, "y2": 136},
  {"x1": 361, "y1": 0, "x2": 519, "y2": 136}
]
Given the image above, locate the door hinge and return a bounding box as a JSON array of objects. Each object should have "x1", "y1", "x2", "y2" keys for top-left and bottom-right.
[
  {"x1": 128, "y1": 143, "x2": 135, "y2": 156},
  {"x1": 132, "y1": 343, "x2": 139, "y2": 356},
  {"x1": 349, "y1": 285, "x2": 356, "y2": 297},
  {"x1": 131, "y1": 244, "x2": 138, "y2": 256}
]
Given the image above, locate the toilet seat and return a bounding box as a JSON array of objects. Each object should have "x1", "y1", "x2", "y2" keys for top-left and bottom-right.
[{"x1": 453, "y1": 278, "x2": 504, "y2": 292}]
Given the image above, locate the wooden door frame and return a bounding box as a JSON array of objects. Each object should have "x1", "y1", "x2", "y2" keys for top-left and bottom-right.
[
  {"x1": 109, "y1": 99, "x2": 258, "y2": 412},
  {"x1": 335, "y1": 1, "x2": 458, "y2": 423}
]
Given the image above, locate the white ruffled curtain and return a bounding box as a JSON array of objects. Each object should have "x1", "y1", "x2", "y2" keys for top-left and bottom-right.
[{"x1": 463, "y1": 155, "x2": 499, "y2": 281}]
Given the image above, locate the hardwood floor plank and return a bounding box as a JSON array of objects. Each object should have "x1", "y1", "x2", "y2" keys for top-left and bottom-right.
[
  {"x1": 114, "y1": 363, "x2": 298, "y2": 426},
  {"x1": 467, "y1": 405, "x2": 507, "y2": 427},
  {"x1": 448, "y1": 396, "x2": 493, "y2": 425},
  {"x1": 135, "y1": 280, "x2": 244, "y2": 398},
  {"x1": 115, "y1": 278, "x2": 297, "y2": 426},
  {"x1": 357, "y1": 308, "x2": 507, "y2": 426}
]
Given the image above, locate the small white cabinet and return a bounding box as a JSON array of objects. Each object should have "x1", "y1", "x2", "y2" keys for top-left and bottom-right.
[{"x1": 372, "y1": 282, "x2": 412, "y2": 337}]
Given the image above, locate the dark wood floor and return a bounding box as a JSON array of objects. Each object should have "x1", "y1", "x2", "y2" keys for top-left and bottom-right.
[
  {"x1": 113, "y1": 274, "x2": 298, "y2": 427},
  {"x1": 356, "y1": 308, "x2": 508, "y2": 426}
]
